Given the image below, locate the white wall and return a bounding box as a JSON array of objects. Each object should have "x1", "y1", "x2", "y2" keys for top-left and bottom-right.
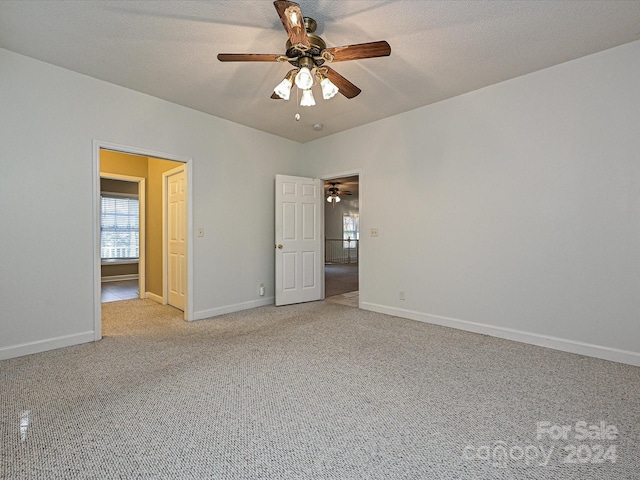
[
  {"x1": 0, "y1": 48, "x2": 301, "y2": 359},
  {"x1": 2, "y1": 39, "x2": 639, "y2": 365},
  {"x1": 303, "y1": 40, "x2": 640, "y2": 365}
]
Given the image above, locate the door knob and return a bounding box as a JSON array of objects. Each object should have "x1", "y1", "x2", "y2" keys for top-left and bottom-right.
[{"x1": 277, "y1": 244, "x2": 283, "y2": 249}]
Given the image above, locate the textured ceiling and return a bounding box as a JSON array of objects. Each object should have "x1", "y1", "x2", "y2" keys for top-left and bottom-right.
[{"x1": 1, "y1": 1, "x2": 639, "y2": 143}]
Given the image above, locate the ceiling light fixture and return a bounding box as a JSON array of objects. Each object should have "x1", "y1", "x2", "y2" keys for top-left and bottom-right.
[
  {"x1": 320, "y1": 76, "x2": 338, "y2": 100},
  {"x1": 274, "y1": 77, "x2": 293, "y2": 100},
  {"x1": 273, "y1": 56, "x2": 340, "y2": 108},
  {"x1": 300, "y1": 89, "x2": 316, "y2": 107},
  {"x1": 326, "y1": 183, "x2": 341, "y2": 206},
  {"x1": 294, "y1": 66, "x2": 314, "y2": 90}
]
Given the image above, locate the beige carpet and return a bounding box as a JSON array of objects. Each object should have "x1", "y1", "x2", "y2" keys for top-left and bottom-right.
[{"x1": 2, "y1": 299, "x2": 639, "y2": 479}]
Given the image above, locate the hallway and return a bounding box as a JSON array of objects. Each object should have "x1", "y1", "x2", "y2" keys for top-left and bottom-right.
[{"x1": 325, "y1": 263, "x2": 358, "y2": 307}]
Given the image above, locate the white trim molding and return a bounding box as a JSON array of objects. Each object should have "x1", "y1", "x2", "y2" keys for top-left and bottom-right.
[
  {"x1": 0, "y1": 331, "x2": 95, "y2": 361},
  {"x1": 360, "y1": 302, "x2": 640, "y2": 367},
  {"x1": 194, "y1": 297, "x2": 275, "y2": 320},
  {"x1": 101, "y1": 274, "x2": 138, "y2": 282}
]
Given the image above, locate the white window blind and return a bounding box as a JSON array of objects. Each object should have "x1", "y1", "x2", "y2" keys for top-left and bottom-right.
[{"x1": 100, "y1": 195, "x2": 139, "y2": 259}]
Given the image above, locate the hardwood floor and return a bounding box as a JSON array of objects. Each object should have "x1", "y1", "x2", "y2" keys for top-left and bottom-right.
[
  {"x1": 325, "y1": 263, "x2": 359, "y2": 307},
  {"x1": 325, "y1": 290, "x2": 359, "y2": 307}
]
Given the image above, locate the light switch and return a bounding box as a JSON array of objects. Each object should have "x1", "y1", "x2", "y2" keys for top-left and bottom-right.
[{"x1": 197, "y1": 228, "x2": 204, "y2": 237}]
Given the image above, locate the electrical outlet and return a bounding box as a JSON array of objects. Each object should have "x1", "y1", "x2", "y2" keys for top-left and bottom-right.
[
  {"x1": 399, "y1": 291, "x2": 406, "y2": 301},
  {"x1": 259, "y1": 283, "x2": 265, "y2": 296},
  {"x1": 370, "y1": 228, "x2": 379, "y2": 237}
]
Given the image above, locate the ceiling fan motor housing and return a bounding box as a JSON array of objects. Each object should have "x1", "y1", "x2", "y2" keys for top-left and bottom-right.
[{"x1": 285, "y1": 17, "x2": 327, "y2": 67}]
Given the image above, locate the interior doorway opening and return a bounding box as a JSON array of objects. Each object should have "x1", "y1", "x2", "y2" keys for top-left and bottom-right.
[
  {"x1": 99, "y1": 174, "x2": 145, "y2": 303},
  {"x1": 323, "y1": 174, "x2": 359, "y2": 307},
  {"x1": 93, "y1": 141, "x2": 193, "y2": 341}
]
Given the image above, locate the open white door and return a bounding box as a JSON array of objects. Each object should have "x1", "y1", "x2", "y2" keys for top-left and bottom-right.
[
  {"x1": 166, "y1": 166, "x2": 187, "y2": 312},
  {"x1": 275, "y1": 174, "x2": 323, "y2": 306}
]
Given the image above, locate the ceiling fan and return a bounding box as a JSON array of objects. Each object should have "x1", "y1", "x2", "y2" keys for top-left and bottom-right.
[
  {"x1": 217, "y1": 0, "x2": 391, "y2": 106},
  {"x1": 326, "y1": 182, "x2": 352, "y2": 204}
]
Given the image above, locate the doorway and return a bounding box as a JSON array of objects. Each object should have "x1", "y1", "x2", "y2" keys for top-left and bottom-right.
[
  {"x1": 99, "y1": 173, "x2": 146, "y2": 303},
  {"x1": 323, "y1": 174, "x2": 360, "y2": 307},
  {"x1": 93, "y1": 141, "x2": 193, "y2": 340}
]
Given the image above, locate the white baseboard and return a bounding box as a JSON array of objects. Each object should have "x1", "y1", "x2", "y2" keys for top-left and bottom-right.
[
  {"x1": 101, "y1": 274, "x2": 138, "y2": 282},
  {"x1": 145, "y1": 292, "x2": 164, "y2": 304},
  {"x1": 194, "y1": 297, "x2": 275, "y2": 321},
  {"x1": 0, "y1": 331, "x2": 95, "y2": 361},
  {"x1": 360, "y1": 302, "x2": 640, "y2": 367}
]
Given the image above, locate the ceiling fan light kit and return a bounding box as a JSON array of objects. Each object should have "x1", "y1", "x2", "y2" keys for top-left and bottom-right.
[
  {"x1": 217, "y1": 1, "x2": 391, "y2": 110},
  {"x1": 300, "y1": 88, "x2": 316, "y2": 107},
  {"x1": 327, "y1": 183, "x2": 341, "y2": 205},
  {"x1": 320, "y1": 76, "x2": 339, "y2": 100},
  {"x1": 274, "y1": 76, "x2": 293, "y2": 100},
  {"x1": 294, "y1": 60, "x2": 314, "y2": 89}
]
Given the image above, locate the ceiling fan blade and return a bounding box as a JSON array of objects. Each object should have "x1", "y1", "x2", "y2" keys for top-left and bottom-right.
[
  {"x1": 325, "y1": 67, "x2": 361, "y2": 99},
  {"x1": 326, "y1": 41, "x2": 391, "y2": 62},
  {"x1": 217, "y1": 53, "x2": 280, "y2": 62},
  {"x1": 273, "y1": 1, "x2": 310, "y2": 49}
]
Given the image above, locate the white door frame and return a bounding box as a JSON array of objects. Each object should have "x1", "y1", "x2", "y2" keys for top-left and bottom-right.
[
  {"x1": 92, "y1": 140, "x2": 194, "y2": 340},
  {"x1": 321, "y1": 169, "x2": 362, "y2": 307},
  {"x1": 99, "y1": 173, "x2": 146, "y2": 300},
  {"x1": 163, "y1": 164, "x2": 188, "y2": 319}
]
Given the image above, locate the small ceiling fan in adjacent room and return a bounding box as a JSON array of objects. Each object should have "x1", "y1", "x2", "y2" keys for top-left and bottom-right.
[
  {"x1": 217, "y1": 0, "x2": 391, "y2": 107},
  {"x1": 325, "y1": 182, "x2": 352, "y2": 205}
]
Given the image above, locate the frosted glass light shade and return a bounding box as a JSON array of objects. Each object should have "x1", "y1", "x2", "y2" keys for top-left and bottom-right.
[
  {"x1": 274, "y1": 77, "x2": 293, "y2": 100},
  {"x1": 320, "y1": 77, "x2": 339, "y2": 100},
  {"x1": 300, "y1": 89, "x2": 316, "y2": 107},
  {"x1": 295, "y1": 67, "x2": 314, "y2": 90}
]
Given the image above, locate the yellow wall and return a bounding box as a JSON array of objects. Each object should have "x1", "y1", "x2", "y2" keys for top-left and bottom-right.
[
  {"x1": 101, "y1": 150, "x2": 148, "y2": 177},
  {"x1": 100, "y1": 149, "x2": 182, "y2": 297},
  {"x1": 102, "y1": 263, "x2": 138, "y2": 277}
]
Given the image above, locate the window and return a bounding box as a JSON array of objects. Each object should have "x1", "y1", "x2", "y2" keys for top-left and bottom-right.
[
  {"x1": 343, "y1": 214, "x2": 359, "y2": 249},
  {"x1": 100, "y1": 195, "x2": 139, "y2": 260}
]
